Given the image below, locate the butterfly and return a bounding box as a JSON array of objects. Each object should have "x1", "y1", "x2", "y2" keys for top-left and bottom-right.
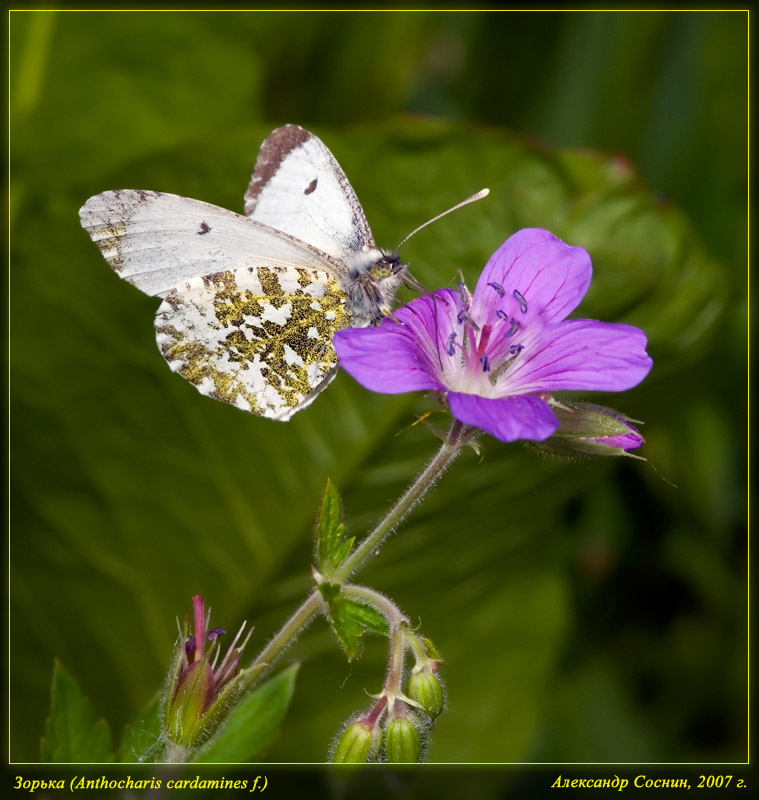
[{"x1": 79, "y1": 125, "x2": 409, "y2": 420}]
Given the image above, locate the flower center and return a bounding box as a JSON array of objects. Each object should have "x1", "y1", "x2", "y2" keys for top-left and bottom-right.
[{"x1": 443, "y1": 283, "x2": 528, "y2": 396}]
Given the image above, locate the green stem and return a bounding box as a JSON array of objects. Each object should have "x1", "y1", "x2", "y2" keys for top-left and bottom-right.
[
  {"x1": 243, "y1": 588, "x2": 325, "y2": 691},
  {"x1": 385, "y1": 624, "x2": 406, "y2": 699},
  {"x1": 341, "y1": 583, "x2": 408, "y2": 627},
  {"x1": 332, "y1": 418, "x2": 469, "y2": 583},
  {"x1": 244, "y1": 418, "x2": 471, "y2": 688}
]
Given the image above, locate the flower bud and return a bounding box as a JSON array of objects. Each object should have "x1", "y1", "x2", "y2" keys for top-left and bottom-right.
[
  {"x1": 163, "y1": 595, "x2": 253, "y2": 751},
  {"x1": 407, "y1": 670, "x2": 445, "y2": 719},
  {"x1": 332, "y1": 720, "x2": 382, "y2": 763},
  {"x1": 538, "y1": 401, "x2": 646, "y2": 458},
  {"x1": 384, "y1": 715, "x2": 421, "y2": 763},
  {"x1": 166, "y1": 661, "x2": 214, "y2": 746}
]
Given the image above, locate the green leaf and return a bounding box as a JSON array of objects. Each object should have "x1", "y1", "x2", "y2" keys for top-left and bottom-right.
[
  {"x1": 315, "y1": 479, "x2": 354, "y2": 576},
  {"x1": 40, "y1": 660, "x2": 112, "y2": 763},
  {"x1": 191, "y1": 664, "x2": 299, "y2": 763},
  {"x1": 117, "y1": 692, "x2": 163, "y2": 763},
  {"x1": 327, "y1": 595, "x2": 389, "y2": 662}
]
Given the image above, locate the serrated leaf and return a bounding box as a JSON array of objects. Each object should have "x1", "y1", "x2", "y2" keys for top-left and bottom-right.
[
  {"x1": 191, "y1": 663, "x2": 299, "y2": 763},
  {"x1": 327, "y1": 595, "x2": 389, "y2": 662},
  {"x1": 117, "y1": 692, "x2": 163, "y2": 763},
  {"x1": 40, "y1": 660, "x2": 113, "y2": 763},
  {"x1": 315, "y1": 479, "x2": 355, "y2": 576}
]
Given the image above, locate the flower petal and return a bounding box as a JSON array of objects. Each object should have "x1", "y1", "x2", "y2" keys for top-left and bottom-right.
[
  {"x1": 470, "y1": 229, "x2": 592, "y2": 335},
  {"x1": 500, "y1": 319, "x2": 653, "y2": 394},
  {"x1": 334, "y1": 319, "x2": 444, "y2": 395},
  {"x1": 448, "y1": 392, "x2": 559, "y2": 442}
]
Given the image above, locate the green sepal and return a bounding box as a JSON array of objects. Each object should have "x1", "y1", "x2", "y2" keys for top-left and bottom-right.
[
  {"x1": 191, "y1": 663, "x2": 299, "y2": 763},
  {"x1": 166, "y1": 661, "x2": 214, "y2": 747},
  {"x1": 117, "y1": 692, "x2": 163, "y2": 763},
  {"x1": 325, "y1": 590, "x2": 389, "y2": 662},
  {"x1": 418, "y1": 635, "x2": 444, "y2": 664},
  {"x1": 162, "y1": 635, "x2": 185, "y2": 730},
  {"x1": 40, "y1": 660, "x2": 113, "y2": 763},
  {"x1": 407, "y1": 671, "x2": 445, "y2": 719},
  {"x1": 315, "y1": 479, "x2": 355, "y2": 577},
  {"x1": 332, "y1": 720, "x2": 381, "y2": 763},
  {"x1": 384, "y1": 716, "x2": 422, "y2": 763}
]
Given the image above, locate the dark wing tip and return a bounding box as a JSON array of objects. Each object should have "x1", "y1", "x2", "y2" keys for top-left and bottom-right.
[{"x1": 245, "y1": 125, "x2": 315, "y2": 213}]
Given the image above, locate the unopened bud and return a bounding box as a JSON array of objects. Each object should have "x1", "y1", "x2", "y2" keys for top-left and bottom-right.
[
  {"x1": 407, "y1": 670, "x2": 445, "y2": 719},
  {"x1": 384, "y1": 716, "x2": 421, "y2": 763},
  {"x1": 332, "y1": 720, "x2": 381, "y2": 763},
  {"x1": 538, "y1": 401, "x2": 645, "y2": 458}
]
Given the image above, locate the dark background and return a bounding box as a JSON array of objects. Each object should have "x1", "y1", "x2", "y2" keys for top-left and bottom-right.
[{"x1": 9, "y1": 10, "x2": 747, "y2": 766}]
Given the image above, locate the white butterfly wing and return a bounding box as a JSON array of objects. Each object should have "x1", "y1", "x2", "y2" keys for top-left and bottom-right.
[
  {"x1": 244, "y1": 125, "x2": 375, "y2": 263},
  {"x1": 155, "y1": 265, "x2": 351, "y2": 420},
  {"x1": 79, "y1": 189, "x2": 340, "y2": 298},
  {"x1": 79, "y1": 127, "x2": 405, "y2": 420}
]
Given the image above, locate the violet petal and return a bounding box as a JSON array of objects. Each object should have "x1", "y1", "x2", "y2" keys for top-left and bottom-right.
[
  {"x1": 471, "y1": 229, "x2": 592, "y2": 334},
  {"x1": 499, "y1": 319, "x2": 653, "y2": 394},
  {"x1": 334, "y1": 324, "x2": 443, "y2": 395},
  {"x1": 448, "y1": 392, "x2": 559, "y2": 442}
]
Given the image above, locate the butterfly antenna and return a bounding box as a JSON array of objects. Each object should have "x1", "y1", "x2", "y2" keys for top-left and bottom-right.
[{"x1": 395, "y1": 188, "x2": 490, "y2": 250}]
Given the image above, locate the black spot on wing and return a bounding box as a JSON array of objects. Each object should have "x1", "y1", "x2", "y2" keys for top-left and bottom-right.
[
  {"x1": 198, "y1": 221, "x2": 211, "y2": 235},
  {"x1": 305, "y1": 178, "x2": 318, "y2": 195}
]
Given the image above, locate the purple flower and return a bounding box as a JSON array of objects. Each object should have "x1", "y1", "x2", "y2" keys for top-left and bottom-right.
[{"x1": 334, "y1": 229, "x2": 652, "y2": 443}]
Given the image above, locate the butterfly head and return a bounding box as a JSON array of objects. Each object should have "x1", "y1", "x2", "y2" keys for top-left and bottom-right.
[{"x1": 345, "y1": 247, "x2": 406, "y2": 326}]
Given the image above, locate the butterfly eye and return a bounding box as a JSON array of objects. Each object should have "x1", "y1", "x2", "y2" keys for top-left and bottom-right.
[{"x1": 369, "y1": 262, "x2": 394, "y2": 280}]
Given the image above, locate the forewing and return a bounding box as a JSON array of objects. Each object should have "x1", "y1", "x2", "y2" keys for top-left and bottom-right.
[
  {"x1": 154, "y1": 265, "x2": 352, "y2": 420},
  {"x1": 244, "y1": 125, "x2": 374, "y2": 263},
  {"x1": 79, "y1": 190, "x2": 339, "y2": 297}
]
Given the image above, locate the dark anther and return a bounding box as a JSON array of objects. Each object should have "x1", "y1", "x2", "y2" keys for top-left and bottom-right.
[
  {"x1": 504, "y1": 319, "x2": 520, "y2": 337},
  {"x1": 487, "y1": 281, "x2": 505, "y2": 296},
  {"x1": 513, "y1": 289, "x2": 527, "y2": 313}
]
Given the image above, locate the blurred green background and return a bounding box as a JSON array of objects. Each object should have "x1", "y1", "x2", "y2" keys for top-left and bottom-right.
[{"x1": 10, "y1": 10, "x2": 747, "y2": 765}]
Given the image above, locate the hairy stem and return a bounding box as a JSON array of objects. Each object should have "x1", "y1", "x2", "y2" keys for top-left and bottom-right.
[
  {"x1": 332, "y1": 418, "x2": 469, "y2": 582},
  {"x1": 243, "y1": 589, "x2": 325, "y2": 692},
  {"x1": 341, "y1": 583, "x2": 409, "y2": 627},
  {"x1": 243, "y1": 419, "x2": 471, "y2": 690}
]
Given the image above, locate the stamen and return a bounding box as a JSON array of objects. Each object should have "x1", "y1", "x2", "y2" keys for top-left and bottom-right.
[
  {"x1": 513, "y1": 289, "x2": 527, "y2": 313},
  {"x1": 487, "y1": 281, "x2": 505, "y2": 296},
  {"x1": 207, "y1": 627, "x2": 226, "y2": 644},
  {"x1": 504, "y1": 319, "x2": 520, "y2": 337},
  {"x1": 480, "y1": 354, "x2": 491, "y2": 372},
  {"x1": 457, "y1": 309, "x2": 480, "y2": 330},
  {"x1": 445, "y1": 332, "x2": 457, "y2": 356},
  {"x1": 509, "y1": 344, "x2": 524, "y2": 355},
  {"x1": 457, "y1": 282, "x2": 470, "y2": 310},
  {"x1": 495, "y1": 309, "x2": 508, "y2": 321}
]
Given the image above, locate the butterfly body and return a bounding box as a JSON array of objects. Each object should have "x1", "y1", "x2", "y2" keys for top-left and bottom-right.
[{"x1": 79, "y1": 125, "x2": 406, "y2": 420}]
